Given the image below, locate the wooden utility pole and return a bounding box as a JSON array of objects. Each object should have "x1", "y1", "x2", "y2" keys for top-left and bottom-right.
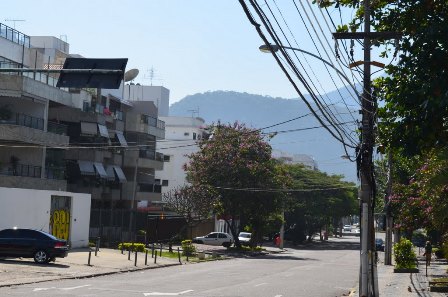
[{"x1": 332, "y1": 1, "x2": 400, "y2": 296}]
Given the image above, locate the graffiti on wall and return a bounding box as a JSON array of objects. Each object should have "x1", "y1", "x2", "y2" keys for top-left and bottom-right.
[{"x1": 50, "y1": 209, "x2": 70, "y2": 240}]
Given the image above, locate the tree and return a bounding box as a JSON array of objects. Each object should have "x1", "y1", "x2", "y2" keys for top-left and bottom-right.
[
  {"x1": 185, "y1": 122, "x2": 285, "y2": 247},
  {"x1": 317, "y1": 0, "x2": 448, "y2": 155},
  {"x1": 163, "y1": 184, "x2": 217, "y2": 238},
  {"x1": 281, "y1": 163, "x2": 357, "y2": 242}
]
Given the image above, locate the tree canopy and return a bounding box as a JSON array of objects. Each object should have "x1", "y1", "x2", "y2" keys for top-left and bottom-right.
[{"x1": 185, "y1": 122, "x2": 285, "y2": 247}]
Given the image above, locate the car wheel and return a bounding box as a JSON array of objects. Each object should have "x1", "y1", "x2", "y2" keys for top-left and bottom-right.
[{"x1": 33, "y1": 250, "x2": 48, "y2": 264}]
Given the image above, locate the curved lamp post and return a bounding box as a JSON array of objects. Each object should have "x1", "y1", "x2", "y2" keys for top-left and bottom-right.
[{"x1": 259, "y1": 44, "x2": 358, "y2": 96}]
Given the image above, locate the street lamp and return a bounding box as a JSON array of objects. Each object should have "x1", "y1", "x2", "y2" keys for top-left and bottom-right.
[{"x1": 258, "y1": 44, "x2": 359, "y2": 97}]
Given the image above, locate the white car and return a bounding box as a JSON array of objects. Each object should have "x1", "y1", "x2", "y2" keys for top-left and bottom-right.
[
  {"x1": 343, "y1": 225, "x2": 352, "y2": 232},
  {"x1": 193, "y1": 232, "x2": 233, "y2": 247},
  {"x1": 238, "y1": 232, "x2": 252, "y2": 244}
]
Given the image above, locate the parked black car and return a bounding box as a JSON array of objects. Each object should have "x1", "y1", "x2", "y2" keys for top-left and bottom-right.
[
  {"x1": 375, "y1": 238, "x2": 385, "y2": 252},
  {"x1": 0, "y1": 228, "x2": 69, "y2": 263}
]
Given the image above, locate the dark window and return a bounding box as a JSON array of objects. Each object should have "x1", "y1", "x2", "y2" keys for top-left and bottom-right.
[
  {"x1": 193, "y1": 132, "x2": 197, "y2": 140},
  {"x1": 206, "y1": 233, "x2": 218, "y2": 238},
  {"x1": 0, "y1": 229, "x2": 17, "y2": 238},
  {"x1": 184, "y1": 132, "x2": 189, "y2": 136},
  {"x1": 155, "y1": 179, "x2": 161, "y2": 184},
  {"x1": 162, "y1": 180, "x2": 169, "y2": 187},
  {"x1": 218, "y1": 233, "x2": 228, "y2": 238},
  {"x1": 163, "y1": 155, "x2": 170, "y2": 162}
]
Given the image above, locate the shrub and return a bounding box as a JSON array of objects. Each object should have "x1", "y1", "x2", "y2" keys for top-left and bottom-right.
[
  {"x1": 393, "y1": 238, "x2": 417, "y2": 269},
  {"x1": 181, "y1": 240, "x2": 196, "y2": 256},
  {"x1": 118, "y1": 242, "x2": 146, "y2": 253}
]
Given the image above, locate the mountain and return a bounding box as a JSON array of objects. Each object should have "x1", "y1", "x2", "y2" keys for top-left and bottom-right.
[{"x1": 169, "y1": 90, "x2": 359, "y2": 182}]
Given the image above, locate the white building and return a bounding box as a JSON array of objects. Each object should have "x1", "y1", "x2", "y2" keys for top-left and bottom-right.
[
  {"x1": 155, "y1": 116, "x2": 207, "y2": 198},
  {"x1": 0, "y1": 188, "x2": 90, "y2": 248},
  {"x1": 272, "y1": 150, "x2": 318, "y2": 170}
]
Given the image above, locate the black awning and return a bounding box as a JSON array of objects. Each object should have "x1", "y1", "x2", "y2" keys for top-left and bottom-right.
[
  {"x1": 113, "y1": 166, "x2": 127, "y2": 183},
  {"x1": 78, "y1": 160, "x2": 95, "y2": 176},
  {"x1": 116, "y1": 132, "x2": 128, "y2": 147},
  {"x1": 93, "y1": 162, "x2": 108, "y2": 179},
  {"x1": 56, "y1": 58, "x2": 128, "y2": 89}
]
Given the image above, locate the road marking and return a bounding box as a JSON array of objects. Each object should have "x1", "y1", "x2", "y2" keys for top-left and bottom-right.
[
  {"x1": 254, "y1": 283, "x2": 268, "y2": 287},
  {"x1": 61, "y1": 285, "x2": 91, "y2": 290},
  {"x1": 143, "y1": 290, "x2": 194, "y2": 296},
  {"x1": 274, "y1": 295, "x2": 283, "y2": 297},
  {"x1": 33, "y1": 287, "x2": 56, "y2": 292}
]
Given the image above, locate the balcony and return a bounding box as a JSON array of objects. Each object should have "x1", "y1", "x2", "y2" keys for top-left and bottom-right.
[
  {"x1": 0, "y1": 163, "x2": 66, "y2": 191},
  {"x1": 0, "y1": 74, "x2": 91, "y2": 108},
  {"x1": 125, "y1": 114, "x2": 165, "y2": 139},
  {"x1": 121, "y1": 182, "x2": 162, "y2": 202},
  {"x1": 123, "y1": 150, "x2": 164, "y2": 170},
  {"x1": 0, "y1": 113, "x2": 69, "y2": 146},
  {"x1": 0, "y1": 22, "x2": 30, "y2": 47}
]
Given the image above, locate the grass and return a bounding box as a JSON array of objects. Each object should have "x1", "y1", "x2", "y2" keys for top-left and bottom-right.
[{"x1": 148, "y1": 249, "x2": 224, "y2": 262}]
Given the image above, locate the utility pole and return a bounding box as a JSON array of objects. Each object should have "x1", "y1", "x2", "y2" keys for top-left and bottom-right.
[
  {"x1": 384, "y1": 154, "x2": 393, "y2": 265},
  {"x1": 332, "y1": 1, "x2": 400, "y2": 296}
]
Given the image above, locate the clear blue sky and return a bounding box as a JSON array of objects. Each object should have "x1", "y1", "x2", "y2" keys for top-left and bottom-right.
[{"x1": 5, "y1": 0, "x2": 364, "y2": 104}]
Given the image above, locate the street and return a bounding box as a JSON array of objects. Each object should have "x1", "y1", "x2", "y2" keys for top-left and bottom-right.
[{"x1": 0, "y1": 236, "x2": 359, "y2": 297}]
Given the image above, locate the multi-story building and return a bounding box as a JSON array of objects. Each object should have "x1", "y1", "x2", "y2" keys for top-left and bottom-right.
[
  {"x1": 272, "y1": 150, "x2": 318, "y2": 170},
  {"x1": 154, "y1": 116, "x2": 208, "y2": 198},
  {"x1": 0, "y1": 22, "x2": 166, "y2": 244}
]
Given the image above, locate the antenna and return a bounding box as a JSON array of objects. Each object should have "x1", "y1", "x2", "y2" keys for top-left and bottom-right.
[
  {"x1": 187, "y1": 107, "x2": 200, "y2": 118},
  {"x1": 4, "y1": 19, "x2": 25, "y2": 29},
  {"x1": 143, "y1": 66, "x2": 164, "y2": 86}
]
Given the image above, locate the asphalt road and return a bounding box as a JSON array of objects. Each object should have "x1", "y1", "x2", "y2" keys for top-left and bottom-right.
[{"x1": 0, "y1": 236, "x2": 360, "y2": 297}]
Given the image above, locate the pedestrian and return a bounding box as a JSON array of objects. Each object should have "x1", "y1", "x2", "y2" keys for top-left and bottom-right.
[{"x1": 424, "y1": 241, "x2": 432, "y2": 266}]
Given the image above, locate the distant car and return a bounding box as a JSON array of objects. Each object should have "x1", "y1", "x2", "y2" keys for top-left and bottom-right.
[
  {"x1": 375, "y1": 238, "x2": 385, "y2": 251},
  {"x1": 238, "y1": 232, "x2": 251, "y2": 244},
  {"x1": 193, "y1": 232, "x2": 233, "y2": 247},
  {"x1": 343, "y1": 225, "x2": 352, "y2": 232},
  {"x1": 0, "y1": 228, "x2": 69, "y2": 263}
]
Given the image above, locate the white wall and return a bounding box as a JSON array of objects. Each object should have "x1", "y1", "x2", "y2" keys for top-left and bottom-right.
[
  {"x1": 157, "y1": 117, "x2": 205, "y2": 195},
  {"x1": 0, "y1": 187, "x2": 91, "y2": 248}
]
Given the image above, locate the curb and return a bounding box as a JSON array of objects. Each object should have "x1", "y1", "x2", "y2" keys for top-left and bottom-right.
[{"x1": 0, "y1": 263, "x2": 180, "y2": 288}]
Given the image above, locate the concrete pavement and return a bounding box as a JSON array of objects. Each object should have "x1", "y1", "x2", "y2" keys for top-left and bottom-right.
[{"x1": 0, "y1": 248, "x2": 180, "y2": 287}]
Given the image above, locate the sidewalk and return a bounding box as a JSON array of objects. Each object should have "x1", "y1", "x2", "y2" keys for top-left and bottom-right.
[
  {"x1": 376, "y1": 254, "x2": 448, "y2": 297},
  {"x1": 0, "y1": 248, "x2": 180, "y2": 287}
]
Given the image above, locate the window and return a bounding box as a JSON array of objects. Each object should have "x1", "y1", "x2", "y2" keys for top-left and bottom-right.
[
  {"x1": 155, "y1": 179, "x2": 161, "y2": 184},
  {"x1": 218, "y1": 233, "x2": 228, "y2": 238},
  {"x1": 162, "y1": 180, "x2": 169, "y2": 186},
  {"x1": 206, "y1": 233, "x2": 218, "y2": 238},
  {"x1": 193, "y1": 132, "x2": 197, "y2": 140},
  {"x1": 163, "y1": 155, "x2": 171, "y2": 162},
  {"x1": 184, "y1": 132, "x2": 190, "y2": 136}
]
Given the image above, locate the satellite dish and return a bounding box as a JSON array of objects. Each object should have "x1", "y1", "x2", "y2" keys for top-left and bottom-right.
[{"x1": 124, "y1": 68, "x2": 139, "y2": 82}]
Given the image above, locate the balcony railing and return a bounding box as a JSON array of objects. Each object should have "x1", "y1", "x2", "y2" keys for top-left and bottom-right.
[
  {"x1": 138, "y1": 183, "x2": 162, "y2": 193},
  {"x1": 0, "y1": 112, "x2": 44, "y2": 130},
  {"x1": 0, "y1": 23, "x2": 30, "y2": 47},
  {"x1": 139, "y1": 150, "x2": 164, "y2": 162},
  {"x1": 47, "y1": 121, "x2": 68, "y2": 135},
  {"x1": 141, "y1": 114, "x2": 165, "y2": 130}
]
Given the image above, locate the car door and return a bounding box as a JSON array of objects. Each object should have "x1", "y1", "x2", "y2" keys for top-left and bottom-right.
[
  {"x1": 0, "y1": 229, "x2": 19, "y2": 256},
  {"x1": 19, "y1": 230, "x2": 39, "y2": 256},
  {"x1": 218, "y1": 233, "x2": 229, "y2": 245},
  {"x1": 204, "y1": 233, "x2": 218, "y2": 245}
]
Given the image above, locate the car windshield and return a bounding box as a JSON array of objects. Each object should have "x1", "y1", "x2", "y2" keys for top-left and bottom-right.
[{"x1": 239, "y1": 233, "x2": 251, "y2": 238}]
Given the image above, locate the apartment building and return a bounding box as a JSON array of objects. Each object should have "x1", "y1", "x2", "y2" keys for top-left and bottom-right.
[
  {"x1": 154, "y1": 116, "x2": 208, "y2": 199},
  {"x1": 0, "y1": 22, "x2": 166, "y2": 244}
]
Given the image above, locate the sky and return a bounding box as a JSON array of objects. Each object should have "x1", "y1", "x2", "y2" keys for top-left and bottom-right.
[{"x1": 4, "y1": 0, "x2": 361, "y2": 104}]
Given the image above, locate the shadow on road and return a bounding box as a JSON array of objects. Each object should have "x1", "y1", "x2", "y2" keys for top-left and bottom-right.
[{"x1": 282, "y1": 239, "x2": 360, "y2": 251}]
